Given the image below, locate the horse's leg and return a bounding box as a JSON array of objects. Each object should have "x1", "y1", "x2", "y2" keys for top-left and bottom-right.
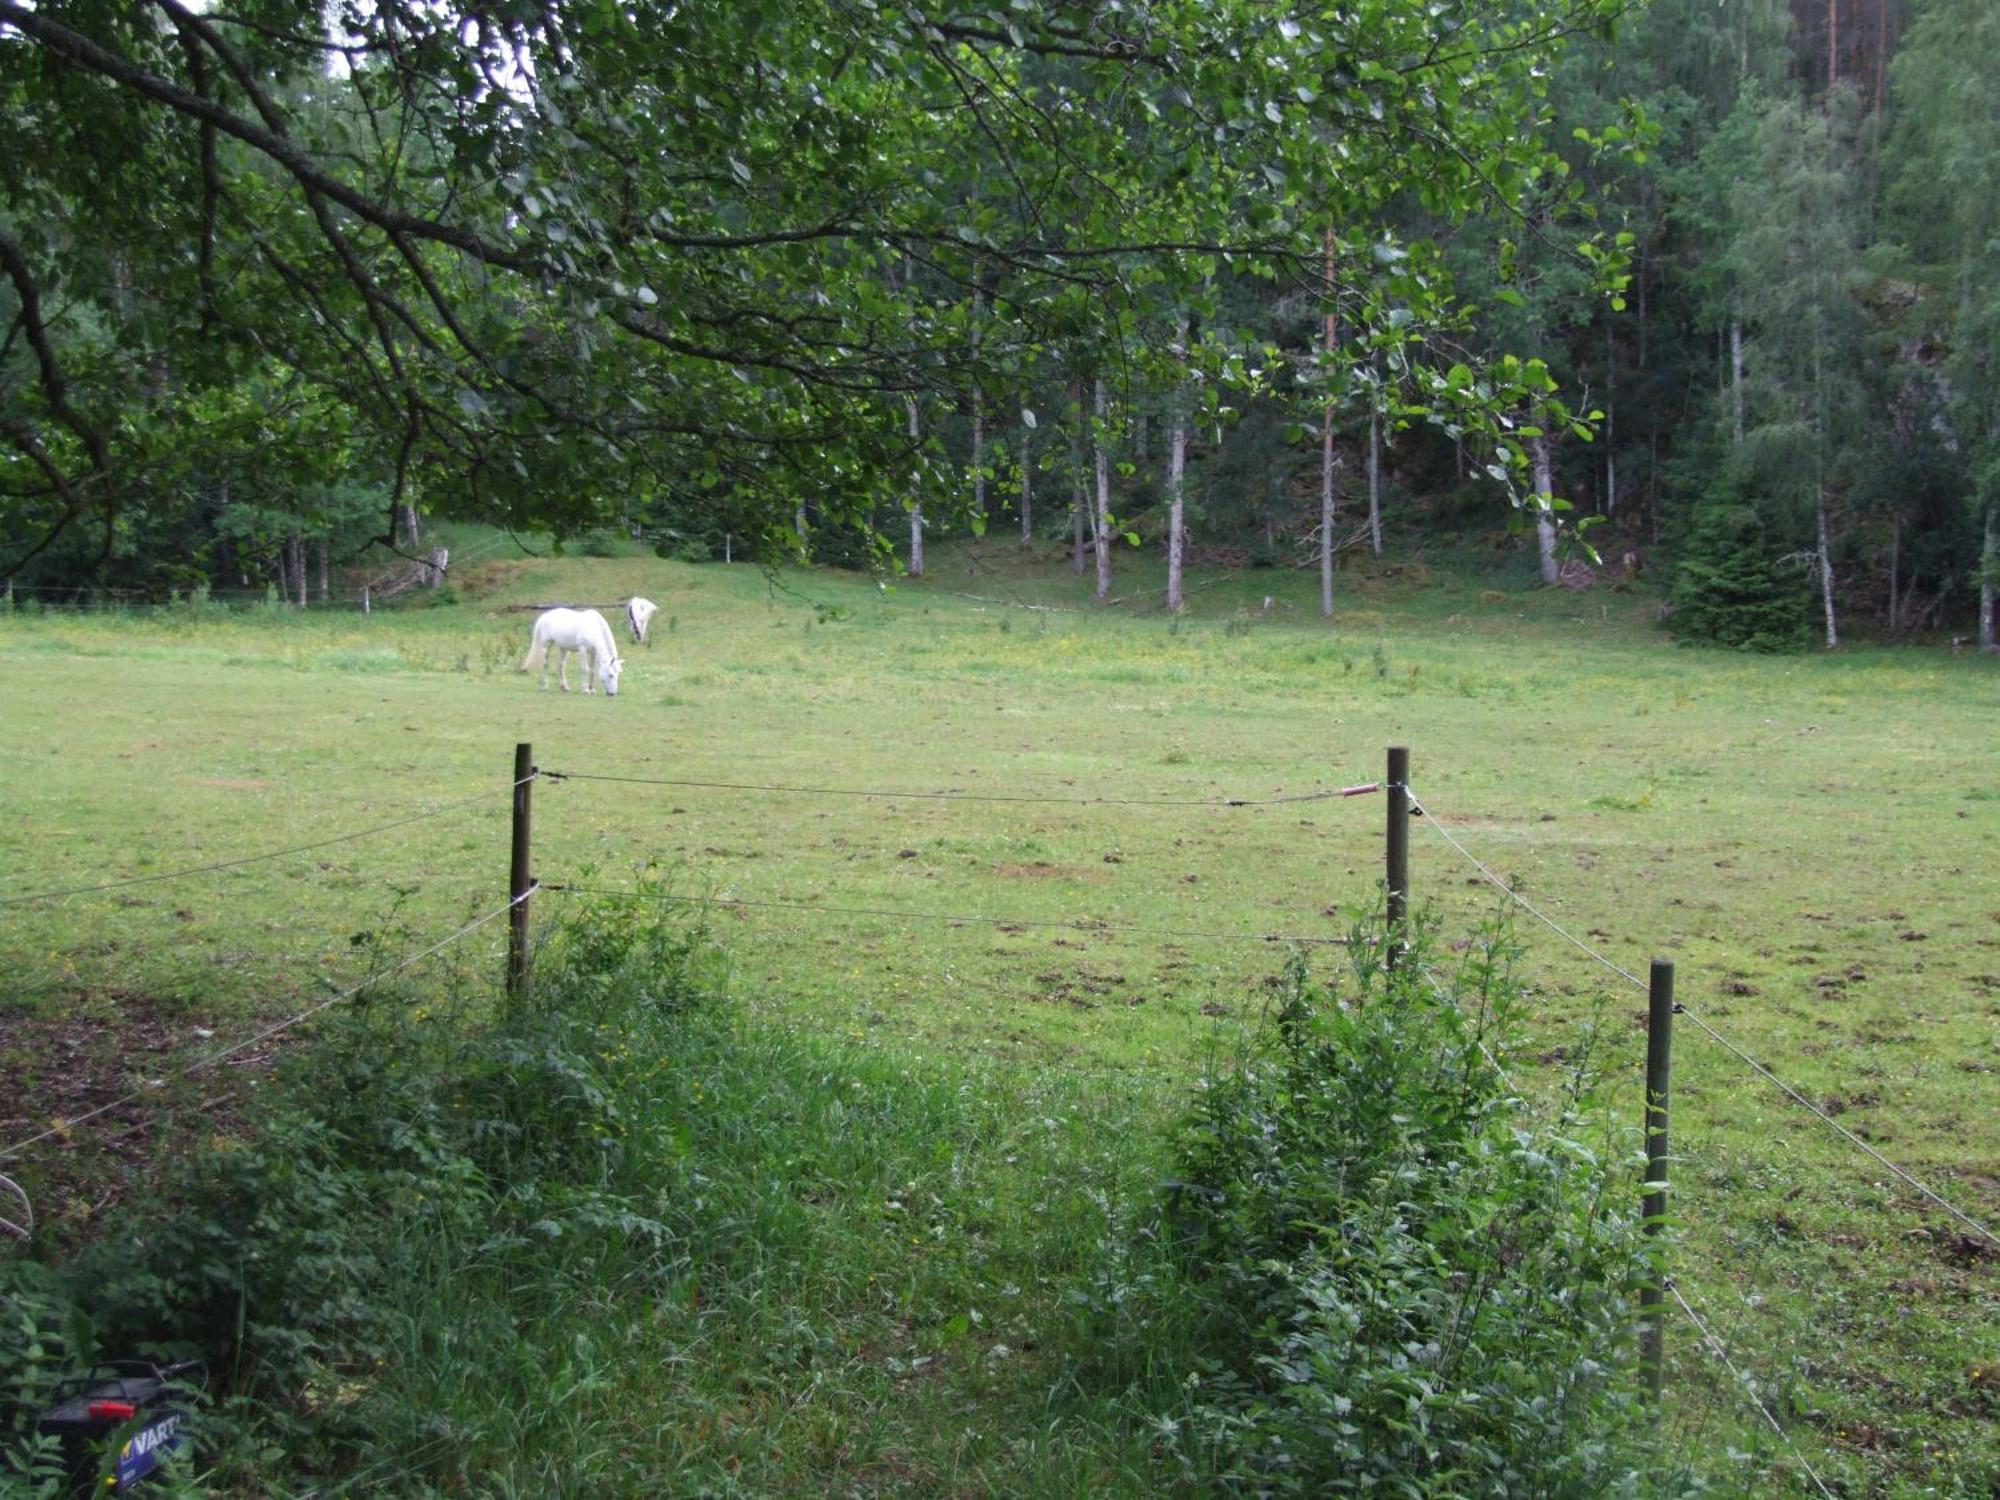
[
  {"x1": 582, "y1": 646, "x2": 595, "y2": 694},
  {"x1": 558, "y1": 647, "x2": 572, "y2": 692}
]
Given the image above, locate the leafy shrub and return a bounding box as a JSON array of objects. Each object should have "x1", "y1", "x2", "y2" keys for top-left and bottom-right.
[
  {"x1": 527, "y1": 867, "x2": 725, "y2": 1027},
  {"x1": 1090, "y1": 924, "x2": 1661, "y2": 1496},
  {"x1": 0, "y1": 1259, "x2": 99, "y2": 1493},
  {"x1": 1, "y1": 892, "x2": 723, "y2": 1489}
]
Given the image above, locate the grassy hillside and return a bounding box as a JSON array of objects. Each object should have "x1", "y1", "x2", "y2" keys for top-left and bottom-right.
[{"x1": 1, "y1": 540, "x2": 1994, "y2": 1494}]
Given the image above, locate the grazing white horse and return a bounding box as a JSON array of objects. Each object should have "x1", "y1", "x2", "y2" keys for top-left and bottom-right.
[
  {"x1": 625, "y1": 596, "x2": 659, "y2": 645},
  {"x1": 522, "y1": 608, "x2": 623, "y2": 696}
]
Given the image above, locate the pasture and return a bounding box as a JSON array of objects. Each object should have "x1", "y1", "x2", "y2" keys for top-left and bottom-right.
[{"x1": 1, "y1": 539, "x2": 1995, "y2": 1494}]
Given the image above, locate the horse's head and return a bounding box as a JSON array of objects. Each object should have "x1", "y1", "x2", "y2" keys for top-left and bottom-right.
[{"x1": 601, "y1": 656, "x2": 624, "y2": 696}]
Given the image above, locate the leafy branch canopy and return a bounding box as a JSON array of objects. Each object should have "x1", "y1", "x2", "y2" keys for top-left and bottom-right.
[{"x1": 0, "y1": 0, "x2": 1625, "y2": 576}]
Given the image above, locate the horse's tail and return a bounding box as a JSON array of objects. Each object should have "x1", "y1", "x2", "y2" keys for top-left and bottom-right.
[
  {"x1": 522, "y1": 629, "x2": 546, "y2": 673},
  {"x1": 627, "y1": 597, "x2": 657, "y2": 643}
]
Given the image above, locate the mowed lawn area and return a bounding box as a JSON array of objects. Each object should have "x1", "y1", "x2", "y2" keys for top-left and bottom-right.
[{"x1": 2, "y1": 542, "x2": 1996, "y2": 1493}]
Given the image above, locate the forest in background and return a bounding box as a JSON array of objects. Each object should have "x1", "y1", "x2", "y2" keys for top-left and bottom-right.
[{"x1": 2, "y1": 0, "x2": 1997, "y2": 652}]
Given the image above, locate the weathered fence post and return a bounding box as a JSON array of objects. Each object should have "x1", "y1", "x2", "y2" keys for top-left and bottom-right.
[
  {"x1": 508, "y1": 742, "x2": 534, "y2": 1003},
  {"x1": 1640, "y1": 957, "x2": 1675, "y2": 1399},
  {"x1": 1385, "y1": 745, "x2": 1410, "y2": 966}
]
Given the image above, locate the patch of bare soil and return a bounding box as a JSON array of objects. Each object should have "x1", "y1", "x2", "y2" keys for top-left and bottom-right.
[
  {"x1": 1030, "y1": 966, "x2": 1125, "y2": 1009},
  {"x1": 457, "y1": 560, "x2": 527, "y2": 599},
  {"x1": 0, "y1": 997, "x2": 276, "y2": 1235},
  {"x1": 994, "y1": 861, "x2": 1104, "y2": 883}
]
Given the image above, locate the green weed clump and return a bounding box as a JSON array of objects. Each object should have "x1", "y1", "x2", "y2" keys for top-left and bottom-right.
[
  {"x1": 0, "y1": 890, "x2": 725, "y2": 1492},
  {"x1": 1083, "y1": 926, "x2": 1670, "y2": 1497}
]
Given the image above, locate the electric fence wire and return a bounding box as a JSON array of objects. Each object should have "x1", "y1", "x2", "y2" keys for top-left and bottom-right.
[
  {"x1": 1672, "y1": 1000, "x2": 2000, "y2": 1248},
  {"x1": 1405, "y1": 789, "x2": 1649, "y2": 989},
  {"x1": 1408, "y1": 785, "x2": 2000, "y2": 1250},
  {"x1": 1417, "y1": 964, "x2": 1514, "y2": 1091},
  {"x1": 0, "y1": 1172, "x2": 29, "y2": 1240},
  {"x1": 0, "y1": 773, "x2": 536, "y2": 909},
  {"x1": 542, "y1": 881, "x2": 1352, "y2": 949},
  {"x1": 1665, "y1": 1279, "x2": 1840, "y2": 1500},
  {"x1": 0, "y1": 890, "x2": 530, "y2": 1165},
  {"x1": 543, "y1": 766, "x2": 1381, "y2": 808}
]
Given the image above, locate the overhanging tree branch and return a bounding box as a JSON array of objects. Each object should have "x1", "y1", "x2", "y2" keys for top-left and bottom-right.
[{"x1": 0, "y1": 3, "x2": 540, "y2": 276}]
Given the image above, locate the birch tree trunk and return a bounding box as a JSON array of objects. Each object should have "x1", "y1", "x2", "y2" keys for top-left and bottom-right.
[
  {"x1": 1730, "y1": 298, "x2": 1746, "y2": 445},
  {"x1": 1091, "y1": 376, "x2": 1112, "y2": 600},
  {"x1": 905, "y1": 394, "x2": 923, "y2": 577},
  {"x1": 970, "y1": 290, "x2": 985, "y2": 524},
  {"x1": 1318, "y1": 430, "x2": 1337, "y2": 616},
  {"x1": 1367, "y1": 403, "x2": 1383, "y2": 555},
  {"x1": 1166, "y1": 321, "x2": 1189, "y2": 613},
  {"x1": 399, "y1": 504, "x2": 420, "y2": 550},
  {"x1": 1817, "y1": 491, "x2": 1839, "y2": 648},
  {"x1": 1637, "y1": 241, "x2": 1649, "y2": 370},
  {"x1": 1166, "y1": 427, "x2": 1187, "y2": 611},
  {"x1": 1532, "y1": 434, "x2": 1559, "y2": 586},
  {"x1": 1981, "y1": 502, "x2": 1997, "y2": 653},
  {"x1": 317, "y1": 537, "x2": 329, "y2": 603},
  {"x1": 972, "y1": 384, "x2": 985, "y2": 522},
  {"x1": 1319, "y1": 236, "x2": 1338, "y2": 619},
  {"x1": 1069, "y1": 376, "x2": 1086, "y2": 573},
  {"x1": 1888, "y1": 509, "x2": 1900, "y2": 630},
  {"x1": 1605, "y1": 321, "x2": 1618, "y2": 515},
  {"x1": 1019, "y1": 394, "x2": 1034, "y2": 545},
  {"x1": 1874, "y1": 0, "x2": 1889, "y2": 112}
]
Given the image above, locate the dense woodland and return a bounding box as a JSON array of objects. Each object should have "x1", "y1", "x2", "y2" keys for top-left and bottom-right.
[{"x1": 1, "y1": 1, "x2": 1996, "y2": 650}]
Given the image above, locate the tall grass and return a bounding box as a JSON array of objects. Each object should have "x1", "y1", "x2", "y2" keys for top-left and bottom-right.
[
  {"x1": 0, "y1": 895, "x2": 1699, "y2": 1495},
  {"x1": 1, "y1": 889, "x2": 1170, "y2": 1492}
]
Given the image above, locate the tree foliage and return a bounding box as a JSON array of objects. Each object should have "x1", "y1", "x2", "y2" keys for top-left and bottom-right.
[{"x1": 0, "y1": 0, "x2": 1626, "y2": 588}]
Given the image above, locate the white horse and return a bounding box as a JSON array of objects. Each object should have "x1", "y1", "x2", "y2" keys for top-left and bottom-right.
[
  {"x1": 522, "y1": 608, "x2": 623, "y2": 696},
  {"x1": 625, "y1": 596, "x2": 659, "y2": 645}
]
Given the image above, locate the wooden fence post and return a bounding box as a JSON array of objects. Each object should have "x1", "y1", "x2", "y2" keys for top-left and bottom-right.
[
  {"x1": 508, "y1": 742, "x2": 534, "y2": 1003},
  {"x1": 1385, "y1": 745, "x2": 1410, "y2": 965},
  {"x1": 1640, "y1": 957, "x2": 1675, "y2": 1399}
]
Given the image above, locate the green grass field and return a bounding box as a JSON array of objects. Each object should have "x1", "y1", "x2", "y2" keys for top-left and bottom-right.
[{"x1": 1, "y1": 537, "x2": 1995, "y2": 1494}]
